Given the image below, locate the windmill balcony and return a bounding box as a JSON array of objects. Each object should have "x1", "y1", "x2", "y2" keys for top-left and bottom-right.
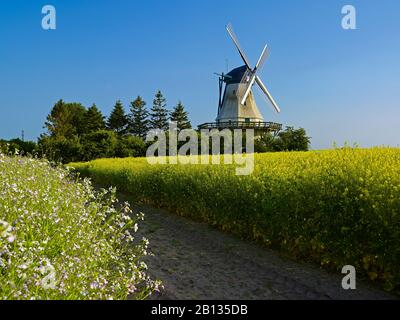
[{"x1": 198, "y1": 120, "x2": 282, "y2": 133}]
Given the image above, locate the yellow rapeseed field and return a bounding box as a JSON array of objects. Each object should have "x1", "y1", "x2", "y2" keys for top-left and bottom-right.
[{"x1": 71, "y1": 147, "x2": 400, "y2": 291}]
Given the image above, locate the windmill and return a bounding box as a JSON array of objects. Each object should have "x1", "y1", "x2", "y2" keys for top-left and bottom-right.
[{"x1": 199, "y1": 24, "x2": 282, "y2": 134}]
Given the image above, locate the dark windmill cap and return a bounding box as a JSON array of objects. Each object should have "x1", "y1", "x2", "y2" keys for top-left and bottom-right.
[{"x1": 225, "y1": 65, "x2": 248, "y2": 84}]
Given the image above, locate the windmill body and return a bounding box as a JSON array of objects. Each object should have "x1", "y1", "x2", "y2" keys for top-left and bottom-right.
[{"x1": 217, "y1": 65, "x2": 264, "y2": 123}]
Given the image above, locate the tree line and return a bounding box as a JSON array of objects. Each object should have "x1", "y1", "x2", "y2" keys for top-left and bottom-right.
[
  {"x1": 38, "y1": 90, "x2": 191, "y2": 163},
  {"x1": 1, "y1": 89, "x2": 311, "y2": 162}
]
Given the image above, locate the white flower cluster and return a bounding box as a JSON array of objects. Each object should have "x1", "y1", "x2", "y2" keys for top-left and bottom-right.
[{"x1": 0, "y1": 155, "x2": 161, "y2": 300}]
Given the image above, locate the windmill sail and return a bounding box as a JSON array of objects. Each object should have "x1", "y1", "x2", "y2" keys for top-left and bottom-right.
[{"x1": 226, "y1": 23, "x2": 280, "y2": 114}]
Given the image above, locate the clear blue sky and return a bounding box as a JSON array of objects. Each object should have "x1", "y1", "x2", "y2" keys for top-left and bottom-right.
[{"x1": 0, "y1": 0, "x2": 399, "y2": 149}]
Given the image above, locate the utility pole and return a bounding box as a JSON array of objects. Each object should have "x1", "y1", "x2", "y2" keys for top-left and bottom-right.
[{"x1": 21, "y1": 129, "x2": 25, "y2": 142}]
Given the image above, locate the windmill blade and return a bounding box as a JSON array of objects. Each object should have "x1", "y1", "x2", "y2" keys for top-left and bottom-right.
[
  {"x1": 240, "y1": 45, "x2": 269, "y2": 105},
  {"x1": 226, "y1": 23, "x2": 252, "y2": 70},
  {"x1": 240, "y1": 73, "x2": 256, "y2": 105},
  {"x1": 255, "y1": 45, "x2": 269, "y2": 71},
  {"x1": 256, "y1": 76, "x2": 281, "y2": 113}
]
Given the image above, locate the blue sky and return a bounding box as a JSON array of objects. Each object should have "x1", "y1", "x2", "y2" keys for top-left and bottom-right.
[{"x1": 0, "y1": 0, "x2": 399, "y2": 149}]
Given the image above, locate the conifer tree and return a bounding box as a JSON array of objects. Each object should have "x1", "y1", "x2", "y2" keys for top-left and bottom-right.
[
  {"x1": 170, "y1": 101, "x2": 192, "y2": 130},
  {"x1": 150, "y1": 90, "x2": 169, "y2": 131},
  {"x1": 128, "y1": 96, "x2": 149, "y2": 138},
  {"x1": 107, "y1": 100, "x2": 128, "y2": 135},
  {"x1": 84, "y1": 104, "x2": 105, "y2": 133}
]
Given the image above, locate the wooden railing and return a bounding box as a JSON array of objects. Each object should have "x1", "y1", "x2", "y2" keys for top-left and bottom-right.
[{"x1": 198, "y1": 121, "x2": 282, "y2": 131}]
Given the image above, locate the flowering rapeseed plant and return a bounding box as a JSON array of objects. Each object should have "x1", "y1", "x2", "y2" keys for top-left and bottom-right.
[{"x1": 71, "y1": 147, "x2": 400, "y2": 292}]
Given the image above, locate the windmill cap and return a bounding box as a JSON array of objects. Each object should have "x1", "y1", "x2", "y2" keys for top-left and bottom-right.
[{"x1": 225, "y1": 65, "x2": 248, "y2": 84}]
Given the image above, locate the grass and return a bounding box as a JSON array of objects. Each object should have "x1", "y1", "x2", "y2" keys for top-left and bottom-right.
[
  {"x1": 70, "y1": 147, "x2": 400, "y2": 292},
  {"x1": 0, "y1": 153, "x2": 161, "y2": 300}
]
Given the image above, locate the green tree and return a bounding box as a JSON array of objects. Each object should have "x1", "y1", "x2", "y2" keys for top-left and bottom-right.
[
  {"x1": 254, "y1": 127, "x2": 311, "y2": 153},
  {"x1": 278, "y1": 127, "x2": 311, "y2": 151},
  {"x1": 107, "y1": 100, "x2": 128, "y2": 135},
  {"x1": 128, "y1": 96, "x2": 149, "y2": 138},
  {"x1": 170, "y1": 101, "x2": 191, "y2": 130},
  {"x1": 40, "y1": 100, "x2": 86, "y2": 162},
  {"x1": 115, "y1": 135, "x2": 146, "y2": 158},
  {"x1": 254, "y1": 133, "x2": 278, "y2": 153},
  {"x1": 81, "y1": 130, "x2": 118, "y2": 161},
  {"x1": 150, "y1": 90, "x2": 169, "y2": 131},
  {"x1": 84, "y1": 104, "x2": 105, "y2": 133},
  {"x1": 44, "y1": 100, "x2": 87, "y2": 139},
  {"x1": 38, "y1": 135, "x2": 82, "y2": 164}
]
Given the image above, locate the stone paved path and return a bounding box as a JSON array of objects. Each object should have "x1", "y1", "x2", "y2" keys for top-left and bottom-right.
[{"x1": 120, "y1": 195, "x2": 396, "y2": 300}]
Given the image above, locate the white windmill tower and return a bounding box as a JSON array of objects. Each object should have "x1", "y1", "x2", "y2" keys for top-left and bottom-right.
[{"x1": 200, "y1": 24, "x2": 282, "y2": 134}]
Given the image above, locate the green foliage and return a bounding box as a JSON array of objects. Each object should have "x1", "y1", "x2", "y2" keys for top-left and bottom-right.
[
  {"x1": 255, "y1": 127, "x2": 311, "y2": 153},
  {"x1": 150, "y1": 90, "x2": 169, "y2": 130},
  {"x1": 38, "y1": 99, "x2": 151, "y2": 163},
  {"x1": 115, "y1": 135, "x2": 147, "y2": 158},
  {"x1": 38, "y1": 135, "x2": 82, "y2": 164},
  {"x1": 278, "y1": 126, "x2": 311, "y2": 151},
  {"x1": 170, "y1": 101, "x2": 192, "y2": 130},
  {"x1": 0, "y1": 139, "x2": 37, "y2": 155},
  {"x1": 36, "y1": 96, "x2": 192, "y2": 163},
  {"x1": 128, "y1": 96, "x2": 149, "y2": 138},
  {"x1": 44, "y1": 100, "x2": 87, "y2": 138},
  {"x1": 254, "y1": 133, "x2": 279, "y2": 153},
  {"x1": 71, "y1": 148, "x2": 400, "y2": 292},
  {"x1": 84, "y1": 104, "x2": 106, "y2": 133},
  {"x1": 0, "y1": 154, "x2": 160, "y2": 299},
  {"x1": 81, "y1": 130, "x2": 118, "y2": 161},
  {"x1": 107, "y1": 100, "x2": 128, "y2": 135}
]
